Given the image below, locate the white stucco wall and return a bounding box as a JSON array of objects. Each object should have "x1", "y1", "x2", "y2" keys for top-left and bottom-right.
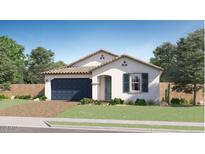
[
  {"x1": 45, "y1": 74, "x2": 92, "y2": 100},
  {"x1": 92, "y1": 57, "x2": 162, "y2": 103},
  {"x1": 97, "y1": 76, "x2": 105, "y2": 100},
  {"x1": 72, "y1": 51, "x2": 116, "y2": 67}
]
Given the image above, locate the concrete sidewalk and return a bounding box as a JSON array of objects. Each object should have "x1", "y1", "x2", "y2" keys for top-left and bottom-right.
[{"x1": 0, "y1": 116, "x2": 204, "y2": 127}]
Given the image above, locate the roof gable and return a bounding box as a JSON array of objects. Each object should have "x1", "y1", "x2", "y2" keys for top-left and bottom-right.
[
  {"x1": 67, "y1": 49, "x2": 118, "y2": 67},
  {"x1": 91, "y1": 54, "x2": 163, "y2": 71}
]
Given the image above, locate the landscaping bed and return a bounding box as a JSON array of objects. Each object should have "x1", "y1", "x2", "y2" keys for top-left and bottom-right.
[{"x1": 0, "y1": 101, "x2": 76, "y2": 117}]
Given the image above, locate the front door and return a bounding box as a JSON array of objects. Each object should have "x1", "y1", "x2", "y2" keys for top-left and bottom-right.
[{"x1": 105, "y1": 76, "x2": 111, "y2": 100}]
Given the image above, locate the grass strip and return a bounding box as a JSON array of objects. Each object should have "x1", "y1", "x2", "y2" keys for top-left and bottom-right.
[{"x1": 48, "y1": 121, "x2": 204, "y2": 131}]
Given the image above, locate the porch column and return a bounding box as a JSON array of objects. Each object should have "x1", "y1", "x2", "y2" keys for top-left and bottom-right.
[
  {"x1": 92, "y1": 76, "x2": 99, "y2": 100},
  {"x1": 45, "y1": 76, "x2": 53, "y2": 100}
]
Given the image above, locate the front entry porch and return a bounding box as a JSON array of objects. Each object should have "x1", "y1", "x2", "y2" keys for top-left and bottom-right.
[{"x1": 96, "y1": 75, "x2": 112, "y2": 101}]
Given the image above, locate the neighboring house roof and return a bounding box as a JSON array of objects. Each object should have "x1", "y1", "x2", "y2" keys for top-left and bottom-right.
[
  {"x1": 90, "y1": 54, "x2": 164, "y2": 71},
  {"x1": 42, "y1": 66, "x2": 96, "y2": 74},
  {"x1": 67, "y1": 49, "x2": 119, "y2": 67}
]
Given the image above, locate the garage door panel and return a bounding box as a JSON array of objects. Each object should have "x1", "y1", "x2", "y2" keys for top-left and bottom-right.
[{"x1": 51, "y1": 78, "x2": 92, "y2": 101}]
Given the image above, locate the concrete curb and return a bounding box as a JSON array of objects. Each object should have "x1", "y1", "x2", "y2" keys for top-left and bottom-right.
[{"x1": 51, "y1": 125, "x2": 204, "y2": 133}]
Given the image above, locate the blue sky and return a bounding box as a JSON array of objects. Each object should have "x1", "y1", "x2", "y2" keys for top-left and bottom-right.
[{"x1": 0, "y1": 20, "x2": 203, "y2": 63}]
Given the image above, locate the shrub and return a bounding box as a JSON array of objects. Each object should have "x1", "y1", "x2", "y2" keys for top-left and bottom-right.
[
  {"x1": 80, "y1": 98, "x2": 94, "y2": 104},
  {"x1": 39, "y1": 96, "x2": 47, "y2": 101},
  {"x1": 188, "y1": 99, "x2": 193, "y2": 105},
  {"x1": 146, "y1": 99, "x2": 157, "y2": 105},
  {"x1": 171, "y1": 98, "x2": 191, "y2": 106},
  {"x1": 171, "y1": 98, "x2": 181, "y2": 105},
  {"x1": 135, "y1": 99, "x2": 146, "y2": 106},
  {"x1": 109, "y1": 98, "x2": 124, "y2": 105},
  {"x1": 93, "y1": 100, "x2": 101, "y2": 105},
  {"x1": 0, "y1": 82, "x2": 11, "y2": 91},
  {"x1": 125, "y1": 99, "x2": 134, "y2": 105},
  {"x1": 15, "y1": 95, "x2": 31, "y2": 100},
  {"x1": 80, "y1": 98, "x2": 102, "y2": 105},
  {"x1": 0, "y1": 94, "x2": 9, "y2": 99},
  {"x1": 180, "y1": 98, "x2": 189, "y2": 105}
]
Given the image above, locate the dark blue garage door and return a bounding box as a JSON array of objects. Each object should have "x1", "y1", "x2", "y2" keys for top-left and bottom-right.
[{"x1": 51, "y1": 78, "x2": 92, "y2": 101}]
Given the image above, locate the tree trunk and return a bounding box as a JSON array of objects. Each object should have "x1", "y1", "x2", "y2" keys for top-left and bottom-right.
[{"x1": 193, "y1": 83, "x2": 197, "y2": 106}]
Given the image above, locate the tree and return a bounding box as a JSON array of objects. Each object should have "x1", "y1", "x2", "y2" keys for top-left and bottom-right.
[
  {"x1": 51, "y1": 60, "x2": 66, "y2": 69},
  {"x1": 150, "y1": 42, "x2": 177, "y2": 82},
  {"x1": 24, "y1": 47, "x2": 55, "y2": 83},
  {"x1": 150, "y1": 42, "x2": 177, "y2": 104},
  {"x1": 173, "y1": 29, "x2": 204, "y2": 105},
  {"x1": 0, "y1": 36, "x2": 25, "y2": 83},
  {"x1": 0, "y1": 51, "x2": 17, "y2": 84}
]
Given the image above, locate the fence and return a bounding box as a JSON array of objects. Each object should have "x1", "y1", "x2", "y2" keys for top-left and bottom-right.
[
  {"x1": 0, "y1": 84, "x2": 44, "y2": 97},
  {"x1": 0, "y1": 83, "x2": 204, "y2": 104},
  {"x1": 160, "y1": 82, "x2": 204, "y2": 105}
]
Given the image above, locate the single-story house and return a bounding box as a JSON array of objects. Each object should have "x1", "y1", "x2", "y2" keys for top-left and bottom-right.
[{"x1": 43, "y1": 50, "x2": 163, "y2": 102}]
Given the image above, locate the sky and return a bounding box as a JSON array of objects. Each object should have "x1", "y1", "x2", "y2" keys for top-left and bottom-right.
[{"x1": 0, "y1": 20, "x2": 203, "y2": 63}]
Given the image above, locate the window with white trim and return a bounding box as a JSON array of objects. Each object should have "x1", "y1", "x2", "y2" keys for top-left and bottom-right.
[{"x1": 129, "y1": 74, "x2": 141, "y2": 92}]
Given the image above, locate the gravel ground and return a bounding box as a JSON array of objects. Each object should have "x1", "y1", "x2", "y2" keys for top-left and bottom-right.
[{"x1": 0, "y1": 101, "x2": 76, "y2": 117}]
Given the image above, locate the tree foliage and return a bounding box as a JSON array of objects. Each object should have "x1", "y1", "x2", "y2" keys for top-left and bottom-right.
[
  {"x1": 24, "y1": 47, "x2": 55, "y2": 83},
  {"x1": 150, "y1": 28, "x2": 204, "y2": 105},
  {"x1": 173, "y1": 29, "x2": 204, "y2": 105},
  {"x1": 150, "y1": 42, "x2": 177, "y2": 81},
  {"x1": 0, "y1": 36, "x2": 25, "y2": 83},
  {"x1": 24, "y1": 47, "x2": 66, "y2": 83}
]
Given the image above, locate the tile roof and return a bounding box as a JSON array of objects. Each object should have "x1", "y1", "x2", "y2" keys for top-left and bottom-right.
[
  {"x1": 43, "y1": 51, "x2": 163, "y2": 75},
  {"x1": 42, "y1": 66, "x2": 96, "y2": 75}
]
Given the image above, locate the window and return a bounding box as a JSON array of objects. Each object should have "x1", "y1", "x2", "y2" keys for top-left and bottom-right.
[{"x1": 130, "y1": 74, "x2": 141, "y2": 92}]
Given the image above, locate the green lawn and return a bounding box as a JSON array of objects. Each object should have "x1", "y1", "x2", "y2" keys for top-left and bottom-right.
[
  {"x1": 48, "y1": 121, "x2": 204, "y2": 131},
  {"x1": 0, "y1": 99, "x2": 30, "y2": 110},
  {"x1": 57, "y1": 105, "x2": 204, "y2": 122}
]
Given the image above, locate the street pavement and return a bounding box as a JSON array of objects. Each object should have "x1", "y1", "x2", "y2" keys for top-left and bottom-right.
[{"x1": 0, "y1": 126, "x2": 125, "y2": 133}]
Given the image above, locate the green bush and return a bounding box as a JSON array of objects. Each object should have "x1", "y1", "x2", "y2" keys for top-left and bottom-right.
[
  {"x1": 171, "y1": 98, "x2": 181, "y2": 105},
  {"x1": 180, "y1": 98, "x2": 189, "y2": 105},
  {"x1": 188, "y1": 99, "x2": 193, "y2": 105},
  {"x1": 135, "y1": 99, "x2": 146, "y2": 106},
  {"x1": 15, "y1": 95, "x2": 31, "y2": 100},
  {"x1": 93, "y1": 100, "x2": 101, "y2": 105},
  {"x1": 0, "y1": 82, "x2": 11, "y2": 91},
  {"x1": 146, "y1": 99, "x2": 157, "y2": 105},
  {"x1": 0, "y1": 94, "x2": 9, "y2": 99},
  {"x1": 80, "y1": 98, "x2": 94, "y2": 104},
  {"x1": 171, "y1": 98, "x2": 191, "y2": 106},
  {"x1": 33, "y1": 95, "x2": 47, "y2": 101},
  {"x1": 109, "y1": 98, "x2": 124, "y2": 105},
  {"x1": 80, "y1": 98, "x2": 102, "y2": 105},
  {"x1": 39, "y1": 96, "x2": 47, "y2": 101},
  {"x1": 125, "y1": 99, "x2": 134, "y2": 105}
]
